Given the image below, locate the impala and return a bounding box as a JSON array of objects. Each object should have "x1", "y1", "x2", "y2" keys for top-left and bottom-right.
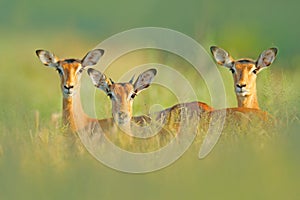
[
  {"x1": 88, "y1": 68, "x2": 213, "y2": 138},
  {"x1": 88, "y1": 68, "x2": 161, "y2": 135},
  {"x1": 207, "y1": 46, "x2": 278, "y2": 130},
  {"x1": 36, "y1": 49, "x2": 105, "y2": 133},
  {"x1": 210, "y1": 46, "x2": 277, "y2": 109}
]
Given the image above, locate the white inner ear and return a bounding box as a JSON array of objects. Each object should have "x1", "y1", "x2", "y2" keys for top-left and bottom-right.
[
  {"x1": 213, "y1": 48, "x2": 233, "y2": 67},
  {"x1": 215, "y1": 53, "x2": 227, "y2": 63},
  {"x1": 88, "y1": 69, "x2": 110, "y2": 94},
  {"x1": 257, "y1": 49, "x2": 276, "y2": 68},
  {"x1": 134, "y1": 70, "x2": 156, "y2": 92},
  {"x1": 89, "y1": 70, "x2": 103, "y2": 86},
  {"x1": 38, "y1": 51, "x2": 58, "y2": 67},
  {"x1": 82, "y1": 49, "x2": 103, "y2": 67}
]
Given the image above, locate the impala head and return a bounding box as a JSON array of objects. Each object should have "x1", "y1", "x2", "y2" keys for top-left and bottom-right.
[
  {"x1": 210, "y1": 46, "x2": 277, "y2": 108},
  {"x1": 36, "y1": 49, "x2": 104, "y2": 98},
  {"x1": 88, "y1": 68, "x2": 157, "y2": 125}
]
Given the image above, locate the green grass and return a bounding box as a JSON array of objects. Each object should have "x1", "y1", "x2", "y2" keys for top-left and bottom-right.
[
  {"x1": 1, "y1": 0, "x2": 300, "y2": 198},
  {"x1": 0, "y1": 34, "x2": 299, "y2": 200}
]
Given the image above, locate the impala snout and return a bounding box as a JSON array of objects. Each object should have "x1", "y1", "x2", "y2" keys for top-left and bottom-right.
[
  {"x1": 235, "y1": 82, "x2": 250, "y2": 96},
  {"x1": 236, "y1": 83, "x2": 246, "y2": 89},
  {"x1": 119, "y1": 111, "x2": 129, "y2": 121},
  {"x1": 114, "y1": 111, "x2": 130, "y2": 125},
  {"x1": 64, "y1": 85, "x2": 74, "y2": 90},
  {"x1": 63, "y1": 84, "x2": 76, "y2": 96}
]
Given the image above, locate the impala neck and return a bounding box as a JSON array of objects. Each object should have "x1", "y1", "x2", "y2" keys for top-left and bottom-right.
[
  {"x1": 114, "y1": 118, "x2": 132, "y2": 135},
  {"x1": 237, "y1": 90, "x2": 259, "y2": 109},
  {"x1": 62, "y1": 87, "x2": 88, "y2": 132}
]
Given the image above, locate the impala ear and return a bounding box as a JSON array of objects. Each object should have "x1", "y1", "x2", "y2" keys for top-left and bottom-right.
[
  {"x1": 133, "y1": 69, "x2": 157, "y2": 94},
  {"x1": 82, "y1": 49, "x2": 104, "y2": 67},
  {"x1": 87, "y1": 68, "x2": 111, "y2": 94},
  {"x1": 256, "y1": 48, "x2": 278, "y2": 70},
  {"x1": 36, "y1": 50, "x2": 59, "y2": 67},
  {"x1": 210, "y1": 46, "x2": 234, "y2": 68}
]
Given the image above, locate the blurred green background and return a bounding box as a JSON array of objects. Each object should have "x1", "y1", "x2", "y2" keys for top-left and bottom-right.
[{"x1": 0, "y1": 0, "x2": 299, "y2": 199}]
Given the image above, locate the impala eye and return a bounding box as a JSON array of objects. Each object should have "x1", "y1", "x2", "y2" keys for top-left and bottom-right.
[
  {"x1": 107, "y1": 92, "x2": 113, "y2": 99},
  {"x1": 130, "y1": 93, "x2": 137, "y2": 99},
  {"x1": 252, "y1": 69, "x2": 258, "y2": 74},
  {"x1": 56, "y1": 68, "x2": 63, "y2": 75},
  {"x1": 229, "y1": 68, "x2": 235, "y2": 73},
  {"x1": 78, "y1": 68, "x2": 84, "y2": 73}
]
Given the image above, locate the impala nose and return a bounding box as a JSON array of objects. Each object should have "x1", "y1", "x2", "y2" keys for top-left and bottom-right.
[
  {"x1": 236, "y1": 83, "x2": 246, "y2": 89},
  {"x1": 63, "y1": 85, "x2": 75, "y2": 95},
  {"x1": 118, "y1": 112, "x2": 129, "y2": 120},
  {"x1": 64, "y1": 85, "x2": 74, "y2": 90},
  {"x1": 115, "y1": 111, "x2": 130, "y2": 125}
]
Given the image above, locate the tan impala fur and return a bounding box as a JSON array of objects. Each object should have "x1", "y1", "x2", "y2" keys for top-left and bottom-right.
[
  {"x1": 88, "y1": 67, "x2": 214, "y2": 142},
  {"x1": 210, "y1": 46, "x2": 277, "y2": 109},
  {"x1": 88, "y1": 68, "x2": 157, "y2": 133},
  {"x1": 36, "y1": 49, "x2": 104, "y2": 132}
]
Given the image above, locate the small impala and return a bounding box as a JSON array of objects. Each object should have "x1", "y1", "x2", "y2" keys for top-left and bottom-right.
[
  {"x1": 88, "y1": 68, "x2": 158, "y2": 134},
  {"x1": 210, "y1": 46, "x2": 277, "y2": 109},
  {"x1": 36, "y1": 49, "x2": 104, "y2": 132}
]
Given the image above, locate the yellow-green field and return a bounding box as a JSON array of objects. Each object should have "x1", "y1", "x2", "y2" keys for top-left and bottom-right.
[{"x1": 0, "y1": 0, "x2": 299, "y2": 199}]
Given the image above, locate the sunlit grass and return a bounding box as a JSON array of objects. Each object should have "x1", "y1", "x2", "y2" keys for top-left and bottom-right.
[{"x1": 0, "y1": 34, "x2": 299, "y2": 200}]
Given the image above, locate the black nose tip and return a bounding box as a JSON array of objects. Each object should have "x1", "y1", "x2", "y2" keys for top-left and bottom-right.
[
  {"x1": 64, "y1": 85, "x2": 74, "y2": 90},
  {"x1": 236, "y1": 84, "x2": 246, "y2": 88}
]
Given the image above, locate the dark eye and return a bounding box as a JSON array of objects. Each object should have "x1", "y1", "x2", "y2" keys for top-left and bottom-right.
[
  {"x1": 56, "y1": 68, "x2": 63, "y2": 75},
  {"x1": 252, "y1": 69, "x2": 258, "y2": 74},
  {"x1": 78, "y1": 68, "x2": 84, "y2": 73},
  {"x1": 107, "y1": 92, "x2": 113, "y2": 99},
  {"x1": 131, "y1": 93, "x2": 137, "y2": 99},
  {"x1": 229, "y1": 68, "x2": 235, "y2": 73}
]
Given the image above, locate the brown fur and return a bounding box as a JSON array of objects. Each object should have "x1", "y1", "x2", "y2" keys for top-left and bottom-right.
[
  {"x1": 36, "y1": 50, "x2": 104, "y2": 134},
  {"x1": 233, "y1": 60, "x2": 260, "y2": 109},
  {"x1": 210, "y1": 46, "x2": 277, "y2": 110}
]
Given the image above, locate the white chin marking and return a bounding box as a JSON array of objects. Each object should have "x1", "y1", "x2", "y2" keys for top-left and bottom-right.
[
  {"x1": 63, "y1": 92, "x2": 75, "y2": 98},
  {"x1": 237, "y1": 92, "x2": 249, "y2": 97}
]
